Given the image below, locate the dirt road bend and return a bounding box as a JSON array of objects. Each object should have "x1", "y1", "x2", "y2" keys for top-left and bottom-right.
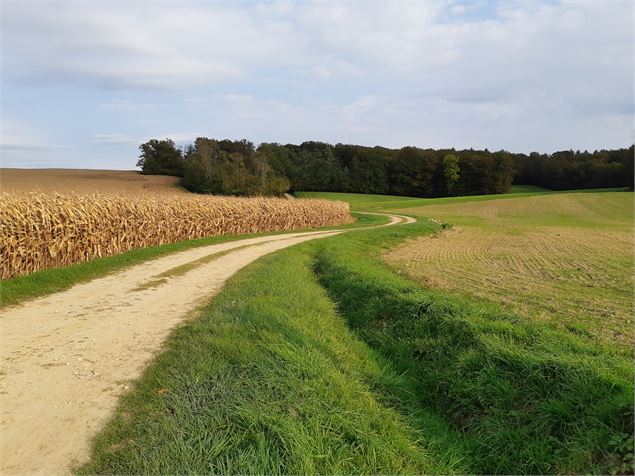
[{"x1": 0, "y1": 213, "x2": 413, "y2": 475}]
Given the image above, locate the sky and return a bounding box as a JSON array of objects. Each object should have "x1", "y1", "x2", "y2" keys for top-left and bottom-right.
[{"x1": 1, "y1": 0, "x2": 633, "y2": 170}]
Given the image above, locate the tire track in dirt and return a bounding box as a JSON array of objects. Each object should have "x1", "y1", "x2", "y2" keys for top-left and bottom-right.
[{"x1": 0, "y1": 213, "x2": 412, "y2": 475}]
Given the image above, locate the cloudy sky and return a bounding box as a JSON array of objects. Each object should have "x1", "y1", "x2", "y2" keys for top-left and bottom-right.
[{"x1": 1, "y1": 0, "x2": 633, "y2": 169}]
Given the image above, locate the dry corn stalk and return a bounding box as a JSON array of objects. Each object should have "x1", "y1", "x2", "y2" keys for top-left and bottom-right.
[{"x1": 0, "y1": 192, "x2": 352, "y2": 279}]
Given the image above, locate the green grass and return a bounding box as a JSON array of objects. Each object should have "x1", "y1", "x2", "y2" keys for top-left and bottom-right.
[
  {"x1": 301, "y1": 188, "x2": 634, "y2": 347},
  {"x1": 1, "y1": 211, "x2": 386, "y2": 308},
  {"x1": 297, "y1": 186, "x2": 629, "y2": 211},
  {"x1": 79, "y1": 218, "x2": 634, "y2": 475},
  {"x1": 509, "y1": 184, "x2": 551, "y2": 193},
  {"x1": 77, "y1": 222, "x2": 460, "y2": 475},
  {"x1": 12, "y1": 185, "x2": 630, "y2": 474},
  {"x1": 311, "y1": 223, "x2": 633, "y2": 474},
  {"x1": 384, "y1": 191, "x2": 634, "y2": 348}
]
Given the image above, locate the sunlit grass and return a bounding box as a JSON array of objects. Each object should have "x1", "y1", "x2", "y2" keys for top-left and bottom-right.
[
  {"x1": 79, "y1": 217, "x2": 633, "y2": 475},
  {"x1": 385, "y1": 191, "x2": 634, "y2": 348},
  {"x1": 297, "y1": 186, "x2": 626, "y2": 211}
]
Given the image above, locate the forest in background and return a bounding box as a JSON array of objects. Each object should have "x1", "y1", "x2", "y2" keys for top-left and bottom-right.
[{"x1": 136, "y1": 138, "x2": 634, "y2": 197}]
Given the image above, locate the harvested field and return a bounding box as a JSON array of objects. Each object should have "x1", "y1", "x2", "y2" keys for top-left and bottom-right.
[
  {"x1": 385, "y1": 192, "x2": 634, "y2": 346},
  {"x1": 0, "y1": 192, "x2": 351, "y2": 278},
  {"x1": 0, "y1": 168, "x2": 184, "y2": 194}
]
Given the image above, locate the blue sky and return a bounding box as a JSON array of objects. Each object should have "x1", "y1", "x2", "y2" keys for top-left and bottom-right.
[{"x1": 1, "y1": 0, "x2": 633, "y2": 170}]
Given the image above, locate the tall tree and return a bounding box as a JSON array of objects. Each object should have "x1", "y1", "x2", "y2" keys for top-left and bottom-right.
[
  {"x1": 137, "y1": 139, "x2": 184, "y2": 176},
  {"x1": 443, "y1": 154, "x2": 460, "y2": 195},
  {"x1": 182, "y1": 138, "x2": 289, "y2": 196}
]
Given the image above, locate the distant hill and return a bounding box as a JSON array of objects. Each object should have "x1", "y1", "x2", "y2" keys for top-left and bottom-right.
[{"x1": 0, "y1": 168, "x2": 185, "y2": 195}]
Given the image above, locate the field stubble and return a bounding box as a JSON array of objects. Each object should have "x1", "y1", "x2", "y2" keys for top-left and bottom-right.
[
  {"x1": 0, "y1": 168, "x2": 185, "y2": 194},
  {"x1": 386, "y1": 192, "x2": 634, "y2": 346}
]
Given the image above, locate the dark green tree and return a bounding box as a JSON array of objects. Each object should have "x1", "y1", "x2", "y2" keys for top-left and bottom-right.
[
  {"x1": 140, "y1": 137, "x2": 632, "y2": 197},
  {"x1": 137, "y1": 139, "x2": 184, "y2": 176},
  {"x1": 182, "y1": 138, "x2": 289, "y2": 196}
]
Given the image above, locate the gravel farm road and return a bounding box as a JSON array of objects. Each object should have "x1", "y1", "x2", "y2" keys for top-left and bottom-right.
[{"x1": 0, "y1": 213, "x2": 414, "y2": 475}]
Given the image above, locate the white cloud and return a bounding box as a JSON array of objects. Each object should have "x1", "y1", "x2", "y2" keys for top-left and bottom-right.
[
  {"x1": 91, "y1": 134, "x2": 141, "y2": 145},
  {"x1": 0, "y1": 0, "x2": 632, "y2": 166},
  {"x1": 0, "y1": 120, "x2": 69, "y2": 151},
  {"x1": 2, "y1": 2, "x2": 303, "y2": 89},
  {"x1": 92, "y1": 132, "x2": 205, "y2": 145},
  {"x1": 3, "y1": 1, "x2": 631, "y2": 105}
]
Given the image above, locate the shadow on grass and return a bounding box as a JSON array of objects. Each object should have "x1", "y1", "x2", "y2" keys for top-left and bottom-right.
[{"x1": 312, "y1": 234, "x2": 634, "y2": 475}]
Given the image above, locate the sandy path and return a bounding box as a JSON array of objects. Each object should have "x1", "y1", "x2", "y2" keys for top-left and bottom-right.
[{"x1": 0, "y1": 213, "x2": 413, "y2": 475}]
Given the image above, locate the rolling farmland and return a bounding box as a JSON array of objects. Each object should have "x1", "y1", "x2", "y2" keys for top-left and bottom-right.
[
  {"x1": 0, "y1": 169, "x2": 366, "y2": 474},
  {"x1": 76, "y1": 188, "x2": 634, "y2": 475},
  {"x1": 0, "y1": 168, "x2": 185, "y2": 194},
  {"x1": 385, "y1": 191, "x2": 634, "y2": 347},
  {"x1": 1, "y1": 174, "x2": 632, "y2": 475},
  {"x1": 3, "y1": 1, "x2": 632, "y2": 474}
]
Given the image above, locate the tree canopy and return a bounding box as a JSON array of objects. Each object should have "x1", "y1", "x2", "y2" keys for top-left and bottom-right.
[
  {"x1": 137, "y1": 137, "x2": 634, "y2": 196},
  {"x1": 136, "y1": 139, "x2": 184, "y2": 176}
]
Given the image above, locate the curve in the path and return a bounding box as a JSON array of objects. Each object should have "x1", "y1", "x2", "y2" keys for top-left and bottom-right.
[{"x1": 0, "y1": 212, "x2": 414, "y2": 475}]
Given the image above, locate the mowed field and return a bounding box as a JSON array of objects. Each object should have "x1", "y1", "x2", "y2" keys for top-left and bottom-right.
[
  {"x1": 0, "y1": 168, "x2": 185, "y2": 194},
  {"x1": 385, "y1": 191, "x2": 634, "y2": 347}
]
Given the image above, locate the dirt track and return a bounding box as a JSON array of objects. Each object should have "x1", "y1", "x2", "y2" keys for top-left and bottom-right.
[{"x1": 0, "y1": 214, "x2": 413, "y2": 475}]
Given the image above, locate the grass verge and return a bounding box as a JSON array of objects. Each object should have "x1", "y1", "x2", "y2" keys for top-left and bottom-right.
[
  {"x1": 1, "y1": 212, "x2": 386, "y2": 308},
  {"x1": 79, "y1": 219, "x2": 634, "y2": 475},
  {"x1": 312, "y1": 223, "x2": 634, "y2": 474},
  {"x1": 76, "y1": 222, "x2": 461, "y2": 475}
]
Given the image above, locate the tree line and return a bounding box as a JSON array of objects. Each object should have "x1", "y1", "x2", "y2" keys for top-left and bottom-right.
[
  {"x1": 515, "y1": 147, "x2": 634, "y2": 190},
  {"x1": 136, "y1": 138, "x2": 634, "y2": 196}
]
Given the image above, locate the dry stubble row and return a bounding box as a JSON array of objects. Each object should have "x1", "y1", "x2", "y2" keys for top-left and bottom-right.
[{"x1": 1, "y1": 192, "x2": 352, "y2": 279}]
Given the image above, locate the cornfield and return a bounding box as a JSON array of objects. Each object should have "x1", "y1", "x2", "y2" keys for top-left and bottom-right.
[{"x1": 0, "y1": 192, "x2": 352, "y2": 279}]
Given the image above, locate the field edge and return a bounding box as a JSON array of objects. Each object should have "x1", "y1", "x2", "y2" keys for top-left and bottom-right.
[{"x1": 0, "y1": 212, "x2": 387, "y2": 308}]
